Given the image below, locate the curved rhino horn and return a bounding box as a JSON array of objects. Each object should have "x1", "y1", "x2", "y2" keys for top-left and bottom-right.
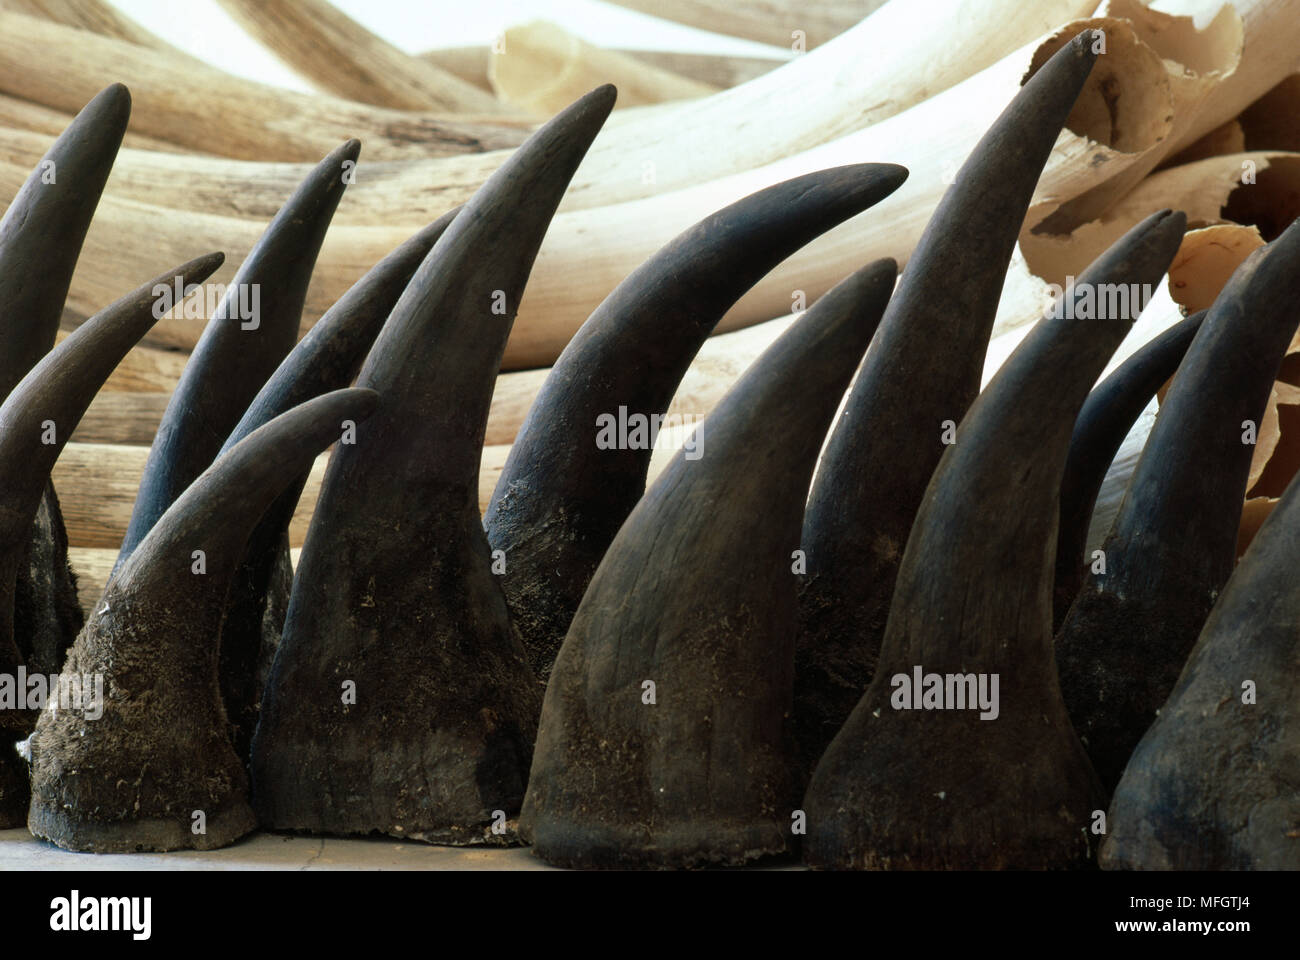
[
  {"x1": 1056, "y1": 216, "x2": 1300, "y2": 793},
  {"x1": 250, "y1": 87, "x2": 617, "y2": 845},
  {"x1": 0, "y1": 85, "x2": 133, "y2": 812},
  {"x1": 116, "y1": 138, "x2": 361, "y2": 568},
  {"x1": 0, "y1": 253, "x2": 224, "y2": 828},
  {"x1": 484, "y1": 163, "x2": 907, "y2": 683},
  {"x1": 26, "y1": 388, "x2": 378, "y2": 853},
  {"x1": 215, "y1": 207, "x2": 462, "y2": 760},
  {"x1": 1102, "y1": 447, "x2": 1300, "y2": 869},
  {"x1": 804, "y1": 210, "x2": 1186, "y2": 870},
  {"x1": 0, "y1": 83, "x2": 130, "y2": 397},
  {"x1": 793, "y1": 32, "x2": 1101, "y2": 778},
  {"x1": 520, "y1": 259, "x2": 897, "y2": 869},
  {"x1": 1053, "y1": 310, "x2": 1205, "y2": 630}
]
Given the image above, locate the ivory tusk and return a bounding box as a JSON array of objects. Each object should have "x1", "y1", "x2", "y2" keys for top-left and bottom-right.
[
  {"x1": 215, "y1": 0, "x2": 511, "y2": 114},
  {"x1": 488, "y1": 21, "x2": 717, "y2": 115},
  {"x1": 604, "y1": 0, "x2": 883, "y2": 49},
  {"x1": 0, "y1": 11, "x2": 533, "y2": 161}
]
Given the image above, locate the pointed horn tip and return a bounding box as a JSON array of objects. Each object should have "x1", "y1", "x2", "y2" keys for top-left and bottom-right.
[
  {"x1": 834, "y1": 162, "x2": 910, "y2": 191},
  {"x1": 321, "y1": 137, "x2": 362, "y2": 172},
  {"x1": 1068, "y1": 27, "x2": 1103, "y2": 61},
  {"x1": 1145, "y1": 207, "x2": 1187, "y2": 241},
  {"x1": 299, "y1": 387, "x2": 380, "y2": 437},
  {"x1": 78, "y1": 82, "x2": 131, "y2": 129},
  {"x1": 1273, "y1": 214, "x2": 1300, "y2": 245},
  {"x1": 146, "y1": 251, "x2": 225, "y2": 295},
  {"x1": 587, "y1": 83, "x2": 618, "y2": 108},
  {"x1": 337, "y1": 386, "x2": 379, "y2": 419},
  {"x1": 188, "y1": 250, "x2": 226, "y2": 275},
  {"x1": 819, "y1": 258, "x2": 899, "y2": 314},
  {"x1": 559, "y1": 84, "x2": 617, "y2": 125},
  {"x1": 849, "y1": 257, "x2": 899, "y2": 286}
]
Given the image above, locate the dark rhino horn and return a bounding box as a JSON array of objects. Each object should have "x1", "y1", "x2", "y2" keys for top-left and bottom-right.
[
  {"x1": 1053, "y1": 310, "x2": 1205, "y2": 631},
  {"x1": 250, "y1": 86, "x2": 617, "y2": 845},
  {"x1": 115, "y1": 138, "x2": 361, "y2": 569},
  {"x1": 519, "y1": 259, "x2": 897, "y2": 869},
  {"x1": 0, "y1": 85, "x2": 132, "y2": 793},
  {"x1": 803, "y1": 210, "x2": 1187, "y2": 870},
  {"x1": 484, "y1": 163, "x2": 907, "y2": 684},
  {"x1": 793, "y1": 32, "x2": 1101, "y2": 779},
  {"x1": 0, "y1": 253, "x2": 225, "y2": 827},
  {"x1": 26, "y1": 389, "x2": 378, "y2": 853},
  {"x1": 1101, "y1": 453, "x2": 1300, "y2": 870},
  {"x1": 0, "y1": 83, "x2": 130, "y2": 397},
  {"x1": 215, "y1": 207, "x2": 462, "y2": 762},
  {"x1": 1056, "y1": 216, "x2": 1300, "y2": 793}
]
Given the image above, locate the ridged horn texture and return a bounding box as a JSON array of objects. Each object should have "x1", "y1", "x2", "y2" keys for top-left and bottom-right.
[
  {"x1": 26, "y1": 389, "x2": 379, "y2": 853},
  {"x1": 0, "y1": 85, "x2": 131, "y2": 825},
  {"x1": 0, "y1": 253, "x2": 225, "y2": 827},
  {"x1": 793, "y1": 32, "x2": 1100, "y2": 781},
  {"x1": 804, "y1": 210, "x2": 1188, "y2": 870},
  {"x1": 1052, "y1": 310, "x2": 1205, "y2": 631},
  {"x1": 1101, "y1": 453, "x2": 1300, "y2": 870},
  {"x1": 216, "y1": 207, "x2": 461, "y2": 762},
  {"x1": 114, "y1": 138, "x2": 361, "y2": 569},
  {"x1": 519, "y1": 260, "x2": 897, "y2": 869},
  {"x1": 484, "y1": 164, "x2": 907, "y2": 686},
  {"x1": 249, "y1": 87, "x2": 617, "y2": 845},
  {"x1": 1056, "y1": 217, "x2": 1300, "y2": 794}
]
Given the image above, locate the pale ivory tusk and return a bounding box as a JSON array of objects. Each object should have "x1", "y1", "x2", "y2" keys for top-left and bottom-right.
[
  {"x1": 0, "y1": 11, "x2": 533, "y2": 161},
  {"x1": 4, "y1": 3, "x2": 1289, "y2": 371},
  {"x1": 421, "y1": 44, "x2": 785, "y2": 100},
  {"x1": 488, "y1": 21, "x2": 718, "y2": 114},
  {"x1": 1168, "y1": 222, "x2": 1266, "y2": 314},
  {"x1": 1023, "y1": 0, "x2": 1297, "y2": 241},
  {"x1": 214, "y1": 0, "x2": 511, "y2": 114},
  {"x1": 604, "y1": 0, "x2": 885, "y2": 49},
  {"x1": 0, "y1": 0, "x2": 1097, "y2": 219},
  {"x1": 419, "y1": 46, "x2": 495, "y2": 92},
  {"x1": 503, "y1": 0, "x2": 1100, "y2": 206},
  {"x1": 0, "y1": 0, "x2": 190, "y2": 55},
  {"x1": 1022, "y1": 151, "x2": 1299, "y2": 297},
  {"x1": 0, "y1": 12, "x2": 1178, "y2": 365},
  {"x1": 607, "y1": 49, "x2": 786, "y2": 88},
  {"x1": 0, "y1": 94, "x2": 196, "y2": 153}
]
